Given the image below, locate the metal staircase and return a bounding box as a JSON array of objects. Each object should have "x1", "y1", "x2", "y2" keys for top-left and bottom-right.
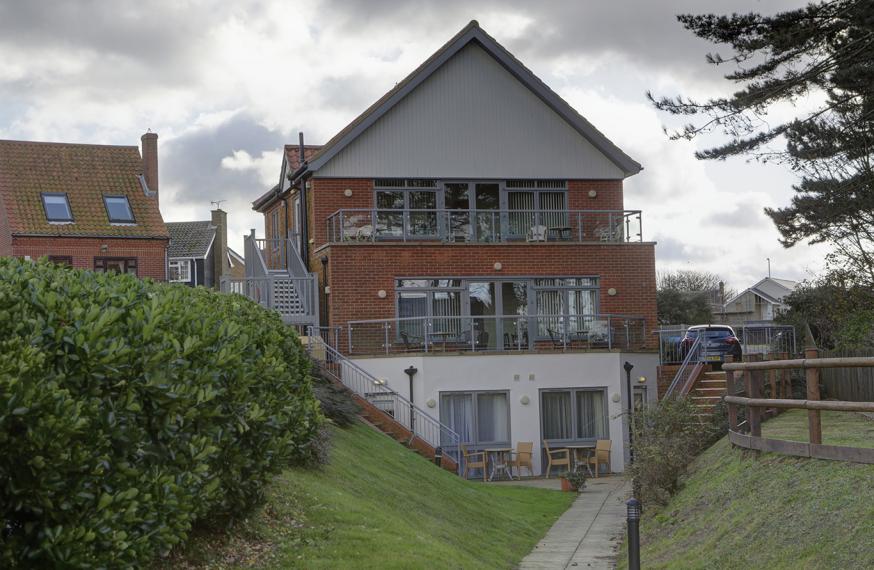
[
  {"x1": 221, "y1": 231, "x2": 318, "y2": 326},
  {"x1": 305, "y1": 334, "x2": 463, "y2": 474}
]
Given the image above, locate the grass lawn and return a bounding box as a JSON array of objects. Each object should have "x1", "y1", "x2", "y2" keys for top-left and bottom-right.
[
  {"x1": 618, "y1": 410, "x2": 874, "y2": 569},
  {"x1": 162, "y1": 422, "x2": 574, "y2": 569}
]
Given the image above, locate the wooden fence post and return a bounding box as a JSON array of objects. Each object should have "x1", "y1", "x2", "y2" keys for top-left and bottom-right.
[
  {"x1": 745, "y1": 369, "x2": 761, "y2": 437},
  {"x1": 725, "y1": 356, "x2": 737, "y2": 432},
  {"x1": 805, "y1": 347, "x2": 822, "y2": 445},
  {"x1": 780, "y1": 351, "x2": 790, "y2": 398}
]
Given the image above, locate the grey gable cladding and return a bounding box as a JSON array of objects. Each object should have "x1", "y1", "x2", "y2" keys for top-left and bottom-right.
[
  {"x1": 167, "y1": 221, "x2": 216, "y2": 259},
  {"x1": 302, "y1": 20, "x2": 642, "y2": 180}
]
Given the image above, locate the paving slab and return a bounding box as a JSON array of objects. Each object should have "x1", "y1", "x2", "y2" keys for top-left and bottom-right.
[{"x1": 518, "y1": 477, "x2": 630, "y2": 570}]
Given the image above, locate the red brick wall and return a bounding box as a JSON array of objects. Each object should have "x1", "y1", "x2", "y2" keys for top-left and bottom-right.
[
  {"x1": 309, "y1": 178, "x2": 374, "y2": 248},
  {"x1": 322, "y1": 241, "x2": 657, "y2": 339},
  {"x1": 0, "y1": 193, "x2": 11, "y2": 256},
  {"x1": 567, "y1": 180, "x2": 624, "y2": 211},
  {"x1": 12, "y1": 236, "x2": 168, "y2": 280}
]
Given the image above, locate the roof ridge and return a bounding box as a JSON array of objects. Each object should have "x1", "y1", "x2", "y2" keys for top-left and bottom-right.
[{"x1": 0, "y1": 139, "x2": 139, "y2": 150}]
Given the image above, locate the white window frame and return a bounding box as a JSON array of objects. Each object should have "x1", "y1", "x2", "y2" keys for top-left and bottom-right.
[{"x1": 168, "y1": 259, "x2": 191, "y2": 283}]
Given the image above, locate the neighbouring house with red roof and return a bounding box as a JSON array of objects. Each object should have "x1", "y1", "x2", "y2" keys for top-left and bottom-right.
[{"x1": 0, "y1": 133, "x2": 169, "y2": 279}]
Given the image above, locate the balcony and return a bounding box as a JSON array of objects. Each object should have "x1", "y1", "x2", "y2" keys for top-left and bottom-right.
[
  {"x1": 326, "y1": 208, "x2": 642, "y2": 244},
  {"x1": 345, "y1": 313, "x2": 647, "y2": 356}
]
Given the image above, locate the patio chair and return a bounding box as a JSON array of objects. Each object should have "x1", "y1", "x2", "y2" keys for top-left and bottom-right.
[
  {"x1": 543, "y1": 440, "x2": 571, "y2": 478},
  {"x1": 399, "y1": 331, "x2": 423, "y2": 352},
  {"x1": 461, "y1": 443, "x2": 487, "y2": 481},
  {"x1": 587, "y1": 439, "x2": 612, "y2": 477},
  {"x1": 527, "y1": 225, "x2": 548, "y2": 242},
  {"x1": 510, "y1": 441, "x2": 534, "y2": 478}
]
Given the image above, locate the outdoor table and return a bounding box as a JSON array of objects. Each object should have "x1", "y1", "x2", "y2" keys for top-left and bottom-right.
[
  {"x1": 565, "y1": 443, "x2": 595, "y2": 476},
  {"x1": 484, "y1": 447, "x2": 514, "y2": 481},
  {"x1": 548, "y1": 226, "x2": 573, "y2": 240},
  {"x1": 430, "y1": 331, "x2": 455, "y2": 351}
]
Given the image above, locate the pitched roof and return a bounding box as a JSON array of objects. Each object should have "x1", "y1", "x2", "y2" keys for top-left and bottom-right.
[
  {"x1": 251, "y1": 145, "x2": 323, "y2": 211},
  {"x1": 726, "y1": 277, "x2": 799, "y2": 306},
  {"x1": 166, "y1": 221, "x2": 216, "y2": 258},
  {"x1": 303, "y1": 20, "x2": 641, "y2": 178},
  {"x1": 0, "y1": 139, "x2": 168, "y2": 239}
]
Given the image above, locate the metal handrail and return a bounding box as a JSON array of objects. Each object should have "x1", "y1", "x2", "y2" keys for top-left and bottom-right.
[
  {"x1": 306, "y1": 334, "x2": 463, "y2": 474},
  {"x1": 346, "y1": 313, "x2": 648, "y2": 355},
  {"x1": 665, "y1": 335, "x2": 703, "y2": 398},
  {"x1": 326, "y1": 208, "x2": 643, "y2": 244}
]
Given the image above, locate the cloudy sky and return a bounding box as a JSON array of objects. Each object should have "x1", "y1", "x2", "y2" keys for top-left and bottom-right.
[{"x1": 0, "y1": 0, "x2": 829, "y2": 290}]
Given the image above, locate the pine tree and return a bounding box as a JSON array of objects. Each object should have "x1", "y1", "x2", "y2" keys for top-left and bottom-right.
[{"x1": 650, "y1": 1, "x2": 874, "y2": 283}]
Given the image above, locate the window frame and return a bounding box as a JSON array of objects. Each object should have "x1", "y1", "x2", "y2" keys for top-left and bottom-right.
[
  {"x1": 168, "y1": 259, "x2": 192, "y2": 283},
  {"x1": 539, "y1": 387, "x2": 609, "y2": 446},
  {"x1": 102, "y1": 195, "x2": 136, "y2": 224},
  {"x1": 439, "y1": 389, "x2": 511, "y2": 449},
  {"x1": 48, "y1": 255, "x2": 73, "y2": 266},
  {"x1": 41, "y1": 192, "x2": 74, "y2": 223},
  {"x1": 94, "y1": 257, "x2": 138, "y2": 276}
]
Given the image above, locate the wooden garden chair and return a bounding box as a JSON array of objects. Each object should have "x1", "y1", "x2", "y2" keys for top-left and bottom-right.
[
  {"x1": 587, "y1": 439, "x2": 612, "y2": 477},
  {"x1": 543, "y1": 440, "x2": 570, "y2": 478},
  {"x1": 510, "y1": 441, "x2": 534, "y2": 477},
  {"x1": 461, "y1": 443, "x2": 487, "y2": 481}
]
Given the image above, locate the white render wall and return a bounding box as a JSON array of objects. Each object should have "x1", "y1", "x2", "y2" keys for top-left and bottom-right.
[{"x1": 349, "y1": 351, "x2": 659, "y2": 475}]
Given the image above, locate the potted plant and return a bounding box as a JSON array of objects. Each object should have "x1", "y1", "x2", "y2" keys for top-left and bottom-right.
[{"x1": 564, "y1": 469, "x2": 588, "y2": 492}]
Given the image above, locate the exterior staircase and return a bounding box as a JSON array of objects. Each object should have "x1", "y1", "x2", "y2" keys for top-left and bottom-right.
[
  {"x1": 690, "y1": 370, "x2": 727, "y2": 417},
  {"x1": 304, "y1": 335, "x2": 462, "y2": 474}
]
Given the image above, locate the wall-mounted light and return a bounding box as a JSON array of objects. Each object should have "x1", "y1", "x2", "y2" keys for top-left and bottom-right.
[
  {"x1": 520, "y1": 395, "x2": 530, "y2": 405},
  {"x1": 344, "y1": 188, "x2": 353, "y2": 197},
  {"x1": 611, "y1": 392, "x2": 621, "y2": 403},
  {"x1": 638, "y1": 375, "x2": 647, "y2": 384},
  {"x1": 100, "y1": 244, "x2": 108, "y2": 252},
  {"x1": 607, "y1": 287, "x2": 617, "y2": 296},
  {"x1": 493, "y1": 262, "x2": 502, "y2": 271},
  {"x1": 377, "y1": 289, "x2": 387, "y2": 298},
  {"x1": 373, "y1": 378, "x2": 387, "y2": 386},
  {"x1": 426, "y1": 399, "x2": 436, "y2": 408},
  {"x1": 588, "y1": 190, "x2": 598, "y2": 198}
]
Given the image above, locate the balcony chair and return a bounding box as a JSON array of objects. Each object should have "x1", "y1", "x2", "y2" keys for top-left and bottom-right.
[
  {"x1": 543, "y1": 440, "x2": 571, "y2": 478},
  {"x1": 461, "y1": 444, "x2": 487, "y2": 481},
  {"x1": 587, "y1": 439, "x2": 612, "y2": 477},
  {"x1": 399, "y1": 331, "x2": 423, "y2": 352},
  {"x1": 546, "y1": 328, "x2": 565, "y2": 349},
  {"x1": 510, "y1": 441, "x2": 534, "y2": 478},
  {"x1": 527, "y1": 225, "x2": 548, "y2": 242}
]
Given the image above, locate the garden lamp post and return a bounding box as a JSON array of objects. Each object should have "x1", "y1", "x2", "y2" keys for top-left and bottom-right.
[
  {"x1": 624, "y1": 361, "x2": 634, "y2": 463},
  {"x1": 404, "y1": 365, "x2": 418, "y2": 436}
]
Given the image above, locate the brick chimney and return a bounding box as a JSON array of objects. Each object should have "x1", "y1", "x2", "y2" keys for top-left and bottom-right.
[
  {"x1": 211, "y1": 208, "x2": 228, "y2": 289},
  {"x1": 141, "y1": 131, "x2": 159, "y2": 205}
]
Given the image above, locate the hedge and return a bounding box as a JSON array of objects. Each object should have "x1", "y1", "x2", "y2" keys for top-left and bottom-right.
[{"x1": 0, "y1": 258, "x2": 322, "y2": 567}]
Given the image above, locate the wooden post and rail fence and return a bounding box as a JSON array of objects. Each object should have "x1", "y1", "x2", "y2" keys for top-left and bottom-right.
[{"x1": 723, "y1": 349, "x2": 874, "y2": 464}]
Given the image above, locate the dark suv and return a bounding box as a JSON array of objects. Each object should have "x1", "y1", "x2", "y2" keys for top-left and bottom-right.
[{"x1": 680, "y1": 325, "x2": 743, "y2": 362}]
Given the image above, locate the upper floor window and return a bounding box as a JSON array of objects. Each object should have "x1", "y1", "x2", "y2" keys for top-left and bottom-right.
[
  {"x1": 103, "y1": 196, "x2": 135, "y2": 223},
  {"x1": 41, "y1": 193, "x2": 73, "y2": 222}
]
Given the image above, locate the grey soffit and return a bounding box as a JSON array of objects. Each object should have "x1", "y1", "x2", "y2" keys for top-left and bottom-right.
[
  {"x1": 302, "y1": 20, "x2": 642, "y2": 179},
  {"x1": 166, "y1": 221, "x2": 216, "y2": 258}
]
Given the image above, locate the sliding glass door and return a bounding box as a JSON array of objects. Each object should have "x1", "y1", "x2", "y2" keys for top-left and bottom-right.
[
  {"x1": 440, "y1": 391, "x2": 510, "y2": 449},
  {"x1": 541, "y1": 388, "x2": 608, "y2": 445}
]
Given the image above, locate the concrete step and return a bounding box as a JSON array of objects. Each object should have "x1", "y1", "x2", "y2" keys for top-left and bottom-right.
[
  {"x1": 694, "y1": 387, "x2": 726, "y2": 394},
  {"x1": 691, "y1": 395, "x2": 723, "y2": 401}
]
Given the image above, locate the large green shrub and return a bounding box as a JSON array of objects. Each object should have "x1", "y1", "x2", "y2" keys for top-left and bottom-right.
[{"x1": 0, "y1": 258, "x2": 322, "y2": 567}]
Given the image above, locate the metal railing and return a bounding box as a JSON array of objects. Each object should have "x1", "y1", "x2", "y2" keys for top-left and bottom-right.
[
  {"x1": 221, "y1": 232, "x2": 319, "y2": 325},
  {"x1": 346, "y1": 313, "x2": 647, "y2": 356},
  {"x1": 327, "y1": 208, "x2": 643, "y2": 244},
  {"x1": 664, "y1": 335, "x2": 704, "y2": 398},
  {"x1": 306, "y1": 334, "x2": 462, "y2": 473},
  {"x1": 657, "y1": 324, "x2": 797, "y2": 364}
]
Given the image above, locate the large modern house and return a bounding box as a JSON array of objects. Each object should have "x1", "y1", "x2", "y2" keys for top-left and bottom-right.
[
  {"x1": 0, "y1": 133, "x2": 169, "y2": 279},
  {"x1": 240, "y1": 21, "x2": 659, "y2": 476}
]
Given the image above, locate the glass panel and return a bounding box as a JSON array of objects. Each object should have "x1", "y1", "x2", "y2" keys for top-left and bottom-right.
[
  {"x1": 568, "y1": 289, "x2": 598, "y2": 333},
  {"x1": 508, "y1": 191, "x2": 535, "y2": 238},
  {"x1": 104, "y1": 196, "x2": 134, "y2": 222},
  {"x1": 408, "y1": 190, "x2": 437, "y2": 237},
  {"x1": 398, "y1": 292, "x2": 428, "y2": 341},
  {"x1": 468, "y1": 281, "x2": 496, "y2": 350},
  {"x1": 576, "y1": 391, "x2": 607, "y2": 439},
  {"x1": 539, "y1": 191, "x2": 567, "y2": 233},
  {"x1": 501, "y1": 282, "x2": 528, "y2": 315},
  {"x1": 536, "y1": 290, "x2": 564, "y2": 337},
  {"x1": 43, "y1": 194, "x2": 72, "y2": 221},
  {"x1": 542, "y1": 391, "x2": 572, "y2": 440},
  {"x1": 440, "y1": 393, "x2": 474, "y2": 445},
  {"x1": 474, "y1": 183, "x2": 500, "y2": 242},
  {"x1": 376, "y1": 190, "x2": 404, "y2": 237},
  {"x1": 431, "y1": 290, "x2": 462, "y2": 338},
  {"x1": 476, "y1": 393, "x2": 509, "y2": 443},
  {"x1": 397, "y1": 279, "x2": 436, "y2": 288},
  {"x1": 376, "y1": 191, "x2": 404, "y2": 209},
  {"x1": 444, "y1": 183, "x2": 470, "y2": 241}
]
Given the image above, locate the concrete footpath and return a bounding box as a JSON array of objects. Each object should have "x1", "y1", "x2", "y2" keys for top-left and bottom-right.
[{"x1": 518, "y1": 476, "x2": 631, "y2": 569}]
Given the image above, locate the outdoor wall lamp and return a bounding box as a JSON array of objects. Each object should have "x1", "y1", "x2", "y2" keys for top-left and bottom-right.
[
  {"x1": 344, "y1": 188, "x2": 353, "y2": 197},
  {"x1": 638, "y1": 375, "x2": 647, "y2": 384},
  {"x1": 426, "y1": 399, "x2": 436, "y2": 408},
  {"x1": 520, "y1": 395, "x2": 530, "y2": 405},
  {"x1": 493, "y1": 262, "x2": 502, "y2": 271},
  {"x1": 608, "y1": 287, "x2": 617, "y2": 296},
  {"x1": 100, "y1": 244, "x2": 108, "y2": 252},
  {"x1": 377, "y1": 289, "x2": 387, "y2": 298}
]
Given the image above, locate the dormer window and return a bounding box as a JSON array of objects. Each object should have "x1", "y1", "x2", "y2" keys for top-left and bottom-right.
[
  {"x1": 103, "y1": 195, "x2": 135, "y2": 224},
  {"x1": 41, "y1": 193, "x2": 73, "y2": 222}
]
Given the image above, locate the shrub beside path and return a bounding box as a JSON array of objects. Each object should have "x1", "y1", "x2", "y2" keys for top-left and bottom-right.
[{"x1": 519, "y1": 477, "x2": 630, "y2": 569}]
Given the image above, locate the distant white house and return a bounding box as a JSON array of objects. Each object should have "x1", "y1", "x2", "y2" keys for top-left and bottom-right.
[{"x1": 721, "y1": 277, "x2": 798, "y2": 325}]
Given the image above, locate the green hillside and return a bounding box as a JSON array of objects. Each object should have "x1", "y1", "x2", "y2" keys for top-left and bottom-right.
[
  {"x1": 166, "y1": 422, "x2": 573, "y2": 569},
  {"x1": 621, "y1": 410, "x2": 874, "y2": 569}
]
